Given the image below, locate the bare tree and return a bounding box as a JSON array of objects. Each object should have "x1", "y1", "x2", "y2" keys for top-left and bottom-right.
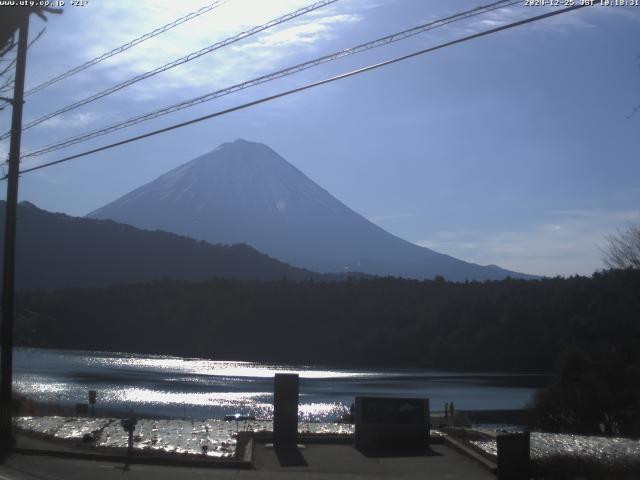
[
  {"x1": 602, "y1": 225, "x2": 640, "y2": 270},
  {"x1": 0, "y1": 6, "x2": 58, "y2": 54}
]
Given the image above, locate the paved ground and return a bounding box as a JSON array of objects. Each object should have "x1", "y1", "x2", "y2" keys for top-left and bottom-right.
[{"x1": 0, "y1": 443, "x2": 495, "y2": 480}]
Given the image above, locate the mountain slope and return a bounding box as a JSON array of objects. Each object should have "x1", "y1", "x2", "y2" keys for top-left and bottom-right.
[
  {"x1": 1, "y1": 201, "x2": 323, "y2": 289},
  {"x1": 89, "y1": 139, "x2": 534, "y2": 281}
]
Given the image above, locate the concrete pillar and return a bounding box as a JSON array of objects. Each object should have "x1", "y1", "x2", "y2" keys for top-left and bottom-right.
[
  {"x1": 273, "y1": 373, "x2": 299, "y2": 447},
  {"x1": 497, "y1": 432, "x2": 531, "y2": 480}
]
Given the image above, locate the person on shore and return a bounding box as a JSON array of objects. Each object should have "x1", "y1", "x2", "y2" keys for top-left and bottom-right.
[
  {"x1": 444, "y1": 402, "x2": 449, "y2": 421},
  {"x1": 450, "y1": 401, "x2": 455, "y2": 421}
]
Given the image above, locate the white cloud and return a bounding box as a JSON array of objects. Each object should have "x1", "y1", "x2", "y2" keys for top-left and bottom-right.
[
  {"x1": 416, "y1": 207, "x2": 640, "y2": 277},
  {"x1": 65, "y1": 0, "x2": 362, "y2": 97},
  {"x1": 39, "y1": 111, "x2": 101, "y2": 130},
  {"x1": 459, "y1": 3, "x2": 601, "y2": 37},
  {"x1": 241, "y1": 14, "x2": 360, "y2": 49}
]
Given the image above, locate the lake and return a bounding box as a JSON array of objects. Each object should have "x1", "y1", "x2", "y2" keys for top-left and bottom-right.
[{"x1": 14, "y1": 347, "x2": 548, "y2": 421}]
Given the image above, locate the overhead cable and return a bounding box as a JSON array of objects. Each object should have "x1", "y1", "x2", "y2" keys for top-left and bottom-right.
[
  {"x1": 22, "y1": 0, "x2": 520, "y2": 159},
  {"x1": 10, "y1": 3, "x2": 591, "y2": 179},
  {"x1": 0, "y1": 0, "x2": 339, "y2": 141},
  {"x1": 24, "y1": 0, "x2": 229, "y2": 97}
]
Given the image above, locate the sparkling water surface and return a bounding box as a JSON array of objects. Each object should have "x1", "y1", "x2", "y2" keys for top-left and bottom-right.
[
  {"x1": 17, "y1": 415, "x2": 640, "y2": 466},
  {"x1": 15, "y1": 416, "x2": 355, "y2": 458},
  {"x1": 470, "y1": 432, "x2": 640, "y2": 467},
  {"x1": 14, "y1": 347, "x2": 547, "y2": 421}
]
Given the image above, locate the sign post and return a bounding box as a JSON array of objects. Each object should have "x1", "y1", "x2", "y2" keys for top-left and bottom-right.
[
  {"x1": 121, "y1": 417, "x2": 137, "y2": 456},
  {"x1": 88, "y1": 390, "x2": 96, "y2": 417}
]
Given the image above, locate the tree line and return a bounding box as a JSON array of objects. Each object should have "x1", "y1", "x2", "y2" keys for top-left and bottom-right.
[{"x1": 14, "y1": 269, "x2": 640, "y2": 373}]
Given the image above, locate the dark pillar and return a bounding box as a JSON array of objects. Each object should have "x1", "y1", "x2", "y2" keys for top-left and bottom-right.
[
  {"x1": 497, "y1": 432, "x2": 531, "y2": 480},
  {"x1": 120, "y1": 417, "x2": 137, "y2": 456},
  {"x1": 0, "y1": 10, "x2": 30, "y2": 458},
  {"x1": 273, "y1": 373, "x2": 298, "y2": 447}
]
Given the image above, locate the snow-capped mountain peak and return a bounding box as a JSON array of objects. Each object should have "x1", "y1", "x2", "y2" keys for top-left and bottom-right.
[{"x1": 88, "y1": 139, "x2": 533, "y2": 280}]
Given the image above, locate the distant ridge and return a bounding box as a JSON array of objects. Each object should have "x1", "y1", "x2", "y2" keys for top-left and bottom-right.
[
  {"x1": 0, "y1": 201, "x2": 328, "y2": 289},
  {"x1": 89, "y1": 139, "x2": 536, "y2": 281}
]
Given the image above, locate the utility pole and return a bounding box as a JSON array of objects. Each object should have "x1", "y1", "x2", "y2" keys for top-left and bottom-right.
[{"x1": 0, "y1": 9, "x2": 30, "y2": 458}]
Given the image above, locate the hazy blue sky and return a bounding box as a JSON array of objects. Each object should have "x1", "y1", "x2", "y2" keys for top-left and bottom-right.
[{"x1": 1, "y1": 0, "x2": 638, "y2": 277}]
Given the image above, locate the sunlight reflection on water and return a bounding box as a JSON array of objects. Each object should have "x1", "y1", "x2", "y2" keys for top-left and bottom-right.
[
  {"x1": 13, "y1": 348, "x2": 545, "y2": 421},
  {"x1": 470, "y1": 432, "x2": 640, "y2": 467},
  {"x1": 15, "y1": 416, "x2": 355, "y2": 458},
  {"x1": 75, "y1": 353, "x2": 379, "y2": 379}
]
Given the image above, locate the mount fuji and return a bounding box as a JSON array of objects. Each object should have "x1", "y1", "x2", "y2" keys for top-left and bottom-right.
[{"x1": 89, "y1": 139, "x2": 533, "y2": 281}]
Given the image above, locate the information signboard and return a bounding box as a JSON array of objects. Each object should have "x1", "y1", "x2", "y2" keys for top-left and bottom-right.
[{"x1": 355, "y1": 396, "x2": 430, "y2": 453}]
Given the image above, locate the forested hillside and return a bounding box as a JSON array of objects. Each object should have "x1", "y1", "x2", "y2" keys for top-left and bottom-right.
[{"x1": 0, "y1": 201, "x2": 329, "y2": 288}]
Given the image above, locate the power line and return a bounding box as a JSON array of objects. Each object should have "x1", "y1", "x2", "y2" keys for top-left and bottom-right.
[
  {"x1": 22, "y1": 0, "x2": 518, "y2": 158},
  {"x1": 25, "y1": 0, "x2": 230, "y2": 97},
  {"x1": 21, "y1": 0, "x2": 520, "y2": 160},
  {"x1": 10, "y1": 3, "x2": 591, "y2": 179},
  {"x1": 0, "y1": 0, "x2": 339, "y2": 141}
]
